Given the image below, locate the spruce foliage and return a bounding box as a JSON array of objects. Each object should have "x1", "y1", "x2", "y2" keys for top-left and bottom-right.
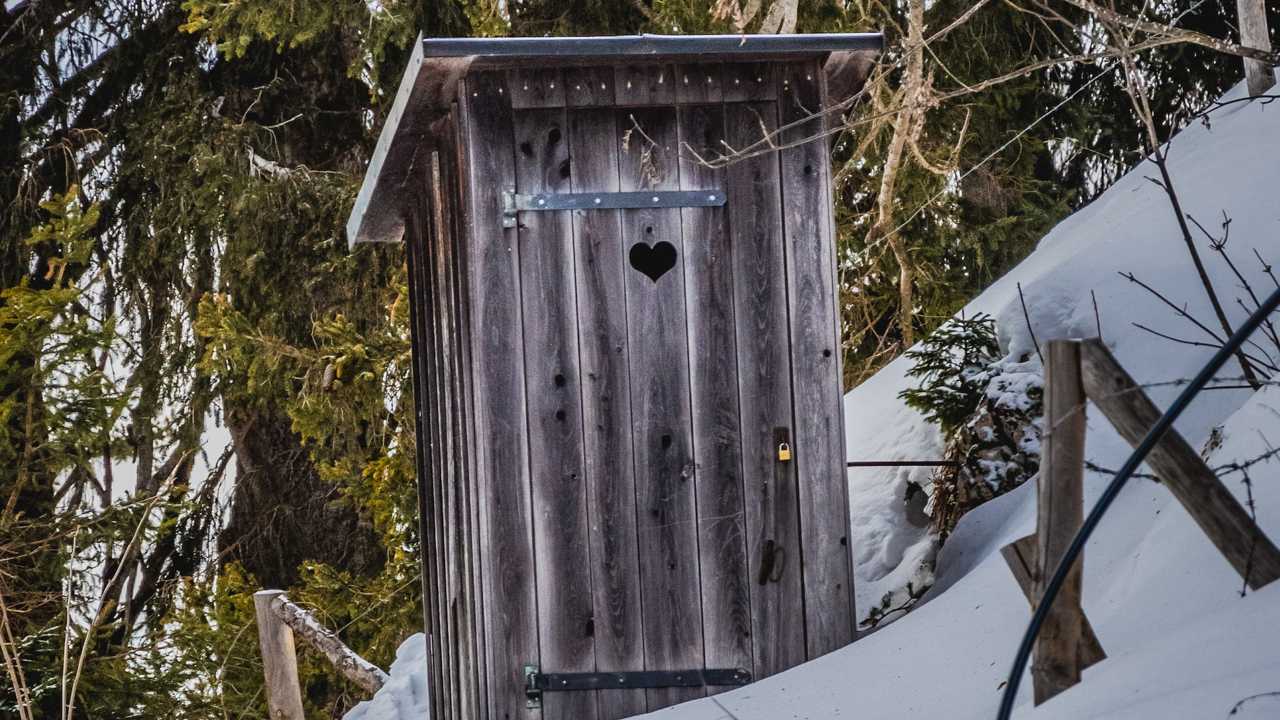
[{"x1": 1, "y1": 0, "x2": 1274, "y2": 715}]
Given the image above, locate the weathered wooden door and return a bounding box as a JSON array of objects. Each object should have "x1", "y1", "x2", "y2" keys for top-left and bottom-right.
[{"x1": 459, "y1": 59, "x2": 853, "y2": 720}]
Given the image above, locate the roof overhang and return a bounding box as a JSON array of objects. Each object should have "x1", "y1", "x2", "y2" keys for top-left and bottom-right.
[{"x1": 346, "y1": 32, "x2": 884, "y2": 248}]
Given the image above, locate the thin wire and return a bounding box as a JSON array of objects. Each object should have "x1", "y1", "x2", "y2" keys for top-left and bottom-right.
[
  {"x1": 995, "y1": 285, "x2": 1280, "y2": 720},
  {"x1": 878, "y1": 64, "x2": 1118, "y2": 246}
]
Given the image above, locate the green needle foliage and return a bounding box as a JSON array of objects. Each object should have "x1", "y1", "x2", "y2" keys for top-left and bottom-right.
[{"x1": 2, "y1": 0, "x2": 1274, "y2": 716}]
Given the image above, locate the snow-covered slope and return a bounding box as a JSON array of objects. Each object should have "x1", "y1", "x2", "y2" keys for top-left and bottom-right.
[
  {"x1": 845, "y1": 75, "x2": 1280, "y2": 623},
  {"x1": 347, "y1": 73, "x2": 1280, "y2": 720}
]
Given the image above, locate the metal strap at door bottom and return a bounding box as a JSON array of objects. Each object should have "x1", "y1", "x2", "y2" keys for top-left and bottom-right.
[{"x1": 524, "y1": 665, "x2": 751, "y2": 707}]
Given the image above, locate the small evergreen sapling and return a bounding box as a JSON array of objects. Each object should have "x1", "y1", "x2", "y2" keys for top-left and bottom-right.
[{"x1": 899, "y1": 314, "x2": 1045, "y2": 540}]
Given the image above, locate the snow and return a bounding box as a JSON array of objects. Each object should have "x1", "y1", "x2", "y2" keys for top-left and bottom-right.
[
  {"x1": 343, "y1": 634, "x2": 430, "y2": 720},
  {"x1": 345, "y1": 72, "x2": 1280, "y2": 720}
]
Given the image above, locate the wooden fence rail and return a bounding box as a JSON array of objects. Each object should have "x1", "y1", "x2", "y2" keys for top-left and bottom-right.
[
  {"x1": 1003, "y1": 338, "x2": 1280, "y2": 705},
  {"x1": 254, "y1": 589, "x2": 389, "y2": 720}
]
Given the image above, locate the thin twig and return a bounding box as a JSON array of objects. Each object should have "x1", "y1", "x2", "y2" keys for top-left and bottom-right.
[{"x1": 1017, "y1": 282, "x2": 1043, "y2": 364}]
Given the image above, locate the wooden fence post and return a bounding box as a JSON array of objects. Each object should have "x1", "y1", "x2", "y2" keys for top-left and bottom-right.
[
  {"x1": 1237, "y1": 0, "x2": 1275, "y2": 96},
  {"x1": 1032, "y1": 340, "x2": 1087, "y2": 705},
  {"x1": 255, "y1": 589, "x2": 306, "y2": 720}
]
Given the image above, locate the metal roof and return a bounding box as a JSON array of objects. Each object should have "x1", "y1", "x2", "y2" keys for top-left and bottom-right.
[
  {"x1": 419, "y1": 33, "x2": 883, "y2": 59},
  {"x1": 346, "y1": 33, "x2": 884, "y2": 248}
]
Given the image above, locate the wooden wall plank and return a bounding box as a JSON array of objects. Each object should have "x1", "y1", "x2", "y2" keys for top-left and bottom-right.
[
  {"x1": 440, "y1": 121, "x2": 491, "y2": 719},
  {"x1": 510, "y1": 68, "x2": 566, "y2": 109},
  {"x1": 676, "y1": 103, "x2": 753, "y2": 687},
  {"x1": 449, "y1": 106, "x2": 492, "y2": 718},
  {"x1": 722, "y1": 63, "x2": 774, "y2": 102},
  {"x1": 424, "y1": 155, "x2": 462, "y2": 720},
  {"x1": 616, "y1": 105, "x2": 705, "y2": 711},
  {"x1": 776, "y1": 60, "x2": 856, "y2": 658},
  {"x1": 431, "y1": 139, "x2": 486, "y2": 718},
  {"x1": 513, "y1": 104, "x2": 599, "y2": 720},
  {"x1": 565, "y1": 67, "x2": 616, "y2": 108},
  {"x1": 459, "y1": 71, "x2": 541, "y2": 720},
  {"x1": 403, "y1": 196, "x2": 447, "y2": 720},
  {"x1": 614, "y1": 64, "x2": 676, "y2": 107},
  {"x1": 675, "y1": 63, "x2": 724, "y2": 104},
  {"x1": 724, "y1": 98, "x2": 805, "y2": 679},
  {"x1": 566, "y1": 107, "x2": 648, "y2": 720}
]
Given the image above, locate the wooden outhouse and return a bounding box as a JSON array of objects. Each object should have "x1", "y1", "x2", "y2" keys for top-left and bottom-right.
[{"x1": 346, "y1": 33, "x2": 882, "y2": 720}]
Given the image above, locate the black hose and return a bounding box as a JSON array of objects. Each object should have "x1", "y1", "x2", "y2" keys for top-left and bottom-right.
[{"x1": 996, "y1": 285, "x2": 1280, "y2": 720}]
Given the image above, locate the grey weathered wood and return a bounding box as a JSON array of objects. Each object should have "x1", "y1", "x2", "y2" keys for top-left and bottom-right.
[
  {"x1": 566, "y1": 106, "x2": 648, "y2": 720},
  {"x1": 513, "y1": 101, "x2": 599, "y2": 720},
  {"x1": 616, "y1": 104, "x2": 704, "y2": 711},
  {"x1": 422, "y1": 158, "x2": 459, "y2": 720},
  {"x1": 676, "y1": 63, "x2": 724, "y2": 104},
  {"x1": 430, "y1": 137, "x2": 485, "y2": 719},
  {"x1": 677, "y1": 102, "x2": 754, "y2": 688},
  {"x1": 1001, "y1": 535, "x2": 1106, "y2": 670},
  {"x1": 777, "y1": 60, "x2": 856, "y2": 657},
  {"x1": 254, "y1": 590, "x2": 306, "y2": 720},
  {"x1": 1237, "y1": 0, "x2": 1275, "y2": 96},
  {"x1": 270, "y1": 594, "x2": 389, "y2": 694},
  {"x1": 1079, "y1": 338, "x2": 1280, "y2": 588},
  {"x1": 724, "y1": 98, "x2": 805, "y2": 679},
  {"x1": 565, "y1": 66, "x2": 616, "y2": 108},
  {"x1": 1034, "y1": 340, "x2": 1087, "y2": 705},
  {"x1": 510, "y1": 67, "x2": 567, "y2": 109},
  {"x1": 614, "y1": 64, "x2": 676, "y2": 107},
  {"x1": 722, "y1": 63, "x2": 774, "y2": 103},
  {"x1": 443, "y1": 113, "x2": 492, "y2": 719},
  {"x1": 348, "y1": 35, "x2": 885, "y2": 245},
  {"x1": 459, "y1": 71, "x2": 540, "y2": 720},
  {"x1": 404, "y1": 196, "x2": 448, "y2": 720}
]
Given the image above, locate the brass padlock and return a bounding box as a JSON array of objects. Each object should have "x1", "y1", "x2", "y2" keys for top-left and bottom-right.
[{"x1": 777, "y1": 442, "x2": 792, "y2": 462}]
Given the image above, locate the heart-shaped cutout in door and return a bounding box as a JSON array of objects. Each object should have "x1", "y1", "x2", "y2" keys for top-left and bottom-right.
[{"x1": 629, "y1": 241, "x2": 677, "y2": 282}]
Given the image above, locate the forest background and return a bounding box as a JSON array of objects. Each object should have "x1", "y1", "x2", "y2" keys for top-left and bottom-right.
[{"x1": 2, "y1": 0, "x2": 1276, "y2": 717}]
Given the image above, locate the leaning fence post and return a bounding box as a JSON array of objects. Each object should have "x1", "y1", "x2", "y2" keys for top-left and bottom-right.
[
  {"x1": 1236, "y1": 0, "x2": 1275, "y2": 96},
  {"x1": 1033, "y1": 340, "x2": 1087, "y2": 704},
  {"x1": 255, "y1": 589, "x2": 306, "y2": 720}
]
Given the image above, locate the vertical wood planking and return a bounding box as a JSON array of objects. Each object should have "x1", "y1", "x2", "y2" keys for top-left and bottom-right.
[
  {"x1": 512, "y1": 94, "x2": 599, "y2": 720},
  {"x1": 724, "y1": 96, "x2": 805, "y2": 679},
  {"x1": 565, "y1": 67, "x2": 616, "y2": 108},
  {"x1": 675, "y1": 63, "x2": 724, "y2": 104},
  {"x1": 459, "y1": 72, "x2": 540, "y2": 720},
  {"x1": 431, "y1": 138, "x2": 484, "y2": 718},
  {"x1": 404, "y1": 195, "x2": 447, "y2": 720},
  {"x1": 615, "y1": 104, "x2": 704, "y2": 711},
  {"x1": 614, "y1": 64, "x2": 675, "y2": 107},
  {"x1": 449, "y1": 109, "x2": 492, "y2": 718},
  {"x1": 1034, "y1": 340, "x2": 1086, "y2": 704},
  {"x1": 676, "y1": 102, "x2": 753, "y2": 688},
  {"x1": 566, "y1": 106, "x2": 648, "y2": 720},
  {"x1": 776, "y1": 60, "x2": 856, "y2": 657},
  {"x1": 424, "y1": 155, "x2": 461, "y2": 720}
]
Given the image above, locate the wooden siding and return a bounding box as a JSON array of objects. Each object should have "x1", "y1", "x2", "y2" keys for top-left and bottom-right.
[{"x1": 410, "y1": 59, "x2": 855, "y2": 720}]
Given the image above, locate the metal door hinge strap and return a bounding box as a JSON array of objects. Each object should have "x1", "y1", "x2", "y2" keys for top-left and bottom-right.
[
  {"x1": 524, "y1": 666, "x2": 751, "y2": 706},
  {"x1": 502, "y1": 189, "x2": 725, "y2": 227}
]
